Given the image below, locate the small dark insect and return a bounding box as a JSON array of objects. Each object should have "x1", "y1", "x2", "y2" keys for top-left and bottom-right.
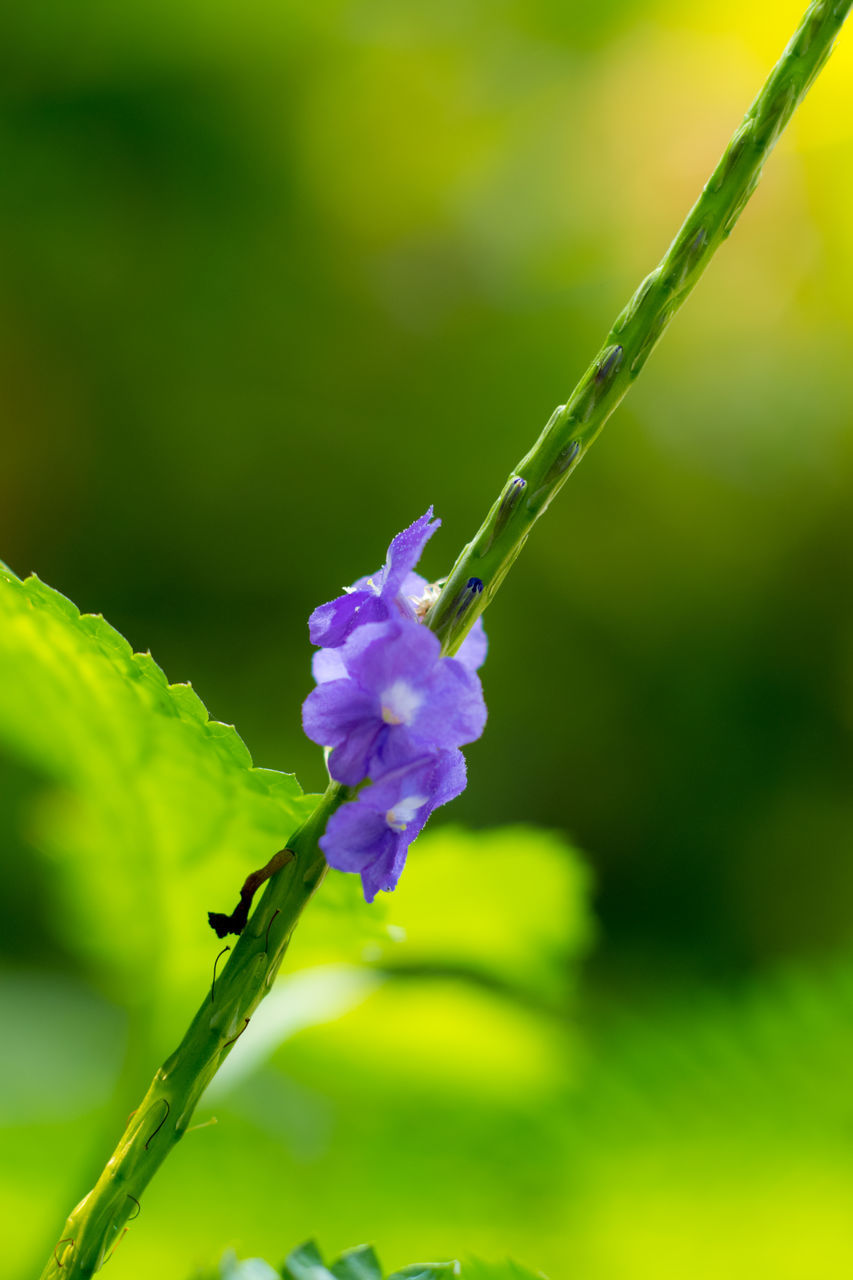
[{"x1": 207, "y1": 848, "x2": 294, "y2": 938}]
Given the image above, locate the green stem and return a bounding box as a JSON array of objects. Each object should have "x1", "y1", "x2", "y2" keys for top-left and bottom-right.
[
  {"x1": 41, "y1": 784, "x2": 343, "y2": 1280},
  {"x1": 426, "y1": 0, "x2": 852, "y2": 656},
  {"x1": 41, "y1": 2, "x2": 849, "y2": 1274}
]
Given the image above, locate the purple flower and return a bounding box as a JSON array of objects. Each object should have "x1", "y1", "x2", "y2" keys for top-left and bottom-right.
[
  {"x1": 307, "y1": 505, "x2": 489, "y2": 674},
  {"x1": 304, "y1": 507, "x2": 490, "y2": 901},
  {"x1": 302, "y1": 618, "x2": 486, "y2": 786},
  {"x1": 308, "y1": 509, "x2": 440, "y2": 649},
  {"x1": 456, "y1": 615, "x2": 488, "y2": 672},
  {"x1": 320, "y1": 746, "x2": 466, "y2": 901},
  {"x1": 313, "y1": 614, "x2": 487, "y2": 682}
]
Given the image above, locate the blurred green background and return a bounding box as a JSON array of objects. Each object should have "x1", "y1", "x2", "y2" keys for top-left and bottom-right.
[{"x1": 3, "y1": 0, "x2": 853, "y2": 1275}]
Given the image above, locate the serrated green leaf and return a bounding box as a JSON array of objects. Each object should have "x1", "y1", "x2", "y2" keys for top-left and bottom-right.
[
  {"x1": 282, "y1": 1240, "x2": 335, "y2": 1280},
  {"x1": 220, "y1": 1252, "x2": 281, "y2": 1280},
  {"x1": 187, "y1": 1250, "x2": 283, "y2": 1280},
  {"x1": 0, "y1": 567, "x2": 318, "y2": 1018},
  {"x1": 207, "y1": 1245, "x2": 545, "y2": 1280},
  {"x1": 283, "y1": 1245, "x2": 460, "y2": 1280},
  {"x1": 329, "y1": 1244, "x2": 383, "y2": 1280}
]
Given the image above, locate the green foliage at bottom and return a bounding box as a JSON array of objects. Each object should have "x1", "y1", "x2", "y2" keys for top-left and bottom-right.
[{"x1": 199, "y1": 1242, "x2": 544, "y2": 1280}]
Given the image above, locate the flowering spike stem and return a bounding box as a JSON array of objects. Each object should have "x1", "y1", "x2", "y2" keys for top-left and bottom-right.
[
  {"x1": 426, "y1": 0, "x2": 851, "y2": 656},
  {"x1": 40, "y1": 3, "x2": 848, "y2": 1274},
  {"x1": 39, "y1": 784, "x2": 343, "y2": 1280}
]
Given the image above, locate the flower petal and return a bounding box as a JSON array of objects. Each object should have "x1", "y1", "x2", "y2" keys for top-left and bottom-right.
[
  {"x1": 347, "y1": 618, "x2": 441, "y2": 701},
  {"x1": 430, "y1": 747, "x2": 467, "y2": 809},
  {"x1": 360, "y1": 750, "x2": 438, "y2": 813},
  {"x1": 411, "y1": 657, "x2": 487, "y2": 748},
  {"x1": 320, "y1": 792, "x2": 406, "y2": 903},
  {"x1": 311, "y1": 647, "x2": 347, "y2": 684},
  {"x1": 320, "y1": 801, "x2": 394, "y2": 872},
  {"x1": 456, "y1": 616, "x2": 488, "y2": 672},
  {"x1": 399, "y1": 570, "x2": 428, "y2": 598},
  {"x1": 301, "y1": 679, "x2": 376, "y2": 749},
  {"x1": 360, "y1": 839, "x2": 409, "y2": 901},
  {"x1": 308, "y1": 590, "x2": 387, "y2": 648},
  {"x1": 380, "y1": 508, "x2": 440, "y2": 600},
  {"x1": 327, "y1": 718, "x2": 387, "y2": 786}
]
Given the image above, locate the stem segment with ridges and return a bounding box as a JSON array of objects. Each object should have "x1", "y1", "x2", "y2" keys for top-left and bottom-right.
[{"x1": 426, "y1": 0, "x2": 852, "y2": 656}]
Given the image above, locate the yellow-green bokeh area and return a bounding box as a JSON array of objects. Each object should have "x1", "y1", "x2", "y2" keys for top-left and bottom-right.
[{"x1": 3, "y1": 1, "x2": 853, "y2": 1277}]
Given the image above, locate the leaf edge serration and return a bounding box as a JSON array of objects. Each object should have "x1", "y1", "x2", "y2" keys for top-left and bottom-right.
[{"x1": 0, "y1": 562, "x2": 314, "y2": 810}]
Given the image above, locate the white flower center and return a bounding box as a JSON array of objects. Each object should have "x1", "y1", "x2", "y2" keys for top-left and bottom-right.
[
  {"x1": 380, "y1": 679, "x2": 422, "y2": 726},
  {"x1": 408, "y1": 579, "x2": 444, "y2": 620},
  {"x1": 386, "y1": 793, "x2": 429, "y2": 833}
]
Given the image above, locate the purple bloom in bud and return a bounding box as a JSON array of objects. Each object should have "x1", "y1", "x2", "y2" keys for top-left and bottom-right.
[
  {"x1": 302, "y1": 619, "x2": 486, "y2": 786},
  {"x1": 304, "y1": 507, "x2": 489, "y2": 900},
  {"x1": 308, "y1": 505, "x2": 488, "y2": 673},
  {"x1": 309, "y1": 508, "x2": 440, "y2": 648},
  {"x1": 311, "y1": 612, "x2": 488, "y2": 682},
  {"x1": 320, "y1": 745, "x2": 466, "y2": 901}
]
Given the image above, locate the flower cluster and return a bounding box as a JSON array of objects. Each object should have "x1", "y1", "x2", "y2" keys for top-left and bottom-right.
[{"x1": 302, "y1": 509, "x2": 487, "y2": 901}]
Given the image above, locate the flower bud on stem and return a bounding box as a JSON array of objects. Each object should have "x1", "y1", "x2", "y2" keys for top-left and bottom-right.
[{"x1": 426, "y1": 0, "x2": 852, "y2": 657}]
